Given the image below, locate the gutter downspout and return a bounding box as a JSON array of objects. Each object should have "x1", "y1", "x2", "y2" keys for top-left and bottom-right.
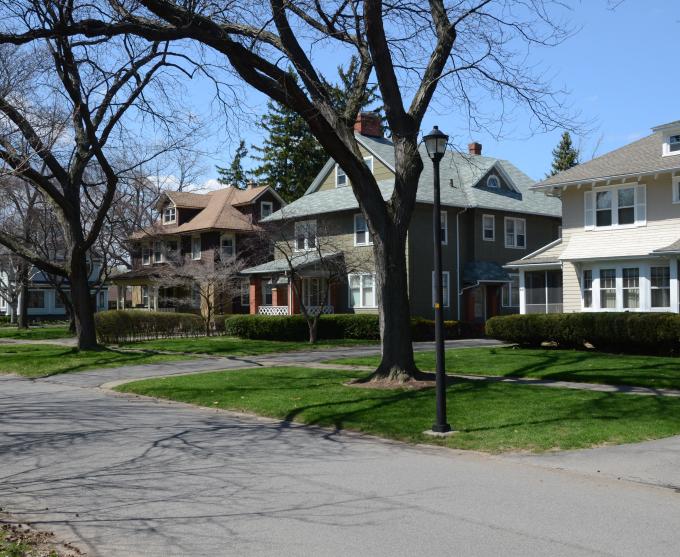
[{"x1": 455, "y1": 206, "x2": 469, "y2": 321}]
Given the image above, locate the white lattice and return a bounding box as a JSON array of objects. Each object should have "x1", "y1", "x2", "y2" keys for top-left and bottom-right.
[
  {"x1": 306, "y1": 305, "x2": 334, "y2": 316},
  {"x1": 258, "y1": 305, "x2": 290, "y2": 316}
]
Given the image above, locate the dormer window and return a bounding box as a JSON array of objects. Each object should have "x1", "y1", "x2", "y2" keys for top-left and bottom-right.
[
  {"x1": 163, "y1": 206, "x2": 176, "y2": 224},
  {"x1": 335, "y1": 157, "x2": 373, "y2": 188},
  {"x1": 662, "y1": 131, "x2": 680, "y2": 157},
  {"x1": 487, "y1": 175, "x2": 500, "y2": 189},
  {"x1": 261, "y1": 201, "x2": 273, "y2": 219}
]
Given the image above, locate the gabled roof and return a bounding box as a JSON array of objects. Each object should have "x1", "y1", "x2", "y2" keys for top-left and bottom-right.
[
  {"x1": 506, "y1": 238, "x2": 563, "y2": 267},
  {"x1": 268, "y1": 134, "x2": 560, "y2": 222},
  {"x1": 241, "y1": 251, "x2": 340, "y2": 275},
  {"x1": 535, "y1": 128, "x2": 680, "y2": 189}
]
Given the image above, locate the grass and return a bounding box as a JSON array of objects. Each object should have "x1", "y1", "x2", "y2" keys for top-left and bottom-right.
[
  {"x1": 329, "y1": 346, "x2": 680, "y2": 391},
  {"x1": 0, "y1": 344, "x2": 193, "y2": 378},
  {"x1": 0, "y1": 523, "x2": 60, "y2": 557},
  {"x1": 122, "y1": 336, "x2": 376, "y2": 356},
  {"x1": 0, "y1": 325, "x2": 73, "y2": 340},
  {"x1": 116, "y1": 366, "x2": 680, "y2": 453}
]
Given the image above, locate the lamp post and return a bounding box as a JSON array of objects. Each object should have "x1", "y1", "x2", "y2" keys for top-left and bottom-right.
[{"x1": 424, "y1": 125, "x2": 452, "y2": 434}]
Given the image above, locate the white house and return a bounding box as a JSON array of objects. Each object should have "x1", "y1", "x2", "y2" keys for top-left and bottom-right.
[{"x1": 508, "y1": 120, "x2": 680, "y2": 314}]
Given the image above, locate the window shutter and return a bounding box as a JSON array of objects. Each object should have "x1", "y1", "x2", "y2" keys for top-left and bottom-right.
[
  {"x1": 584, "y1": 191, "x2": 594, "y2": 229},
  {"x1": 635, "y1": 185, "x2": 646, "y2": 225}
]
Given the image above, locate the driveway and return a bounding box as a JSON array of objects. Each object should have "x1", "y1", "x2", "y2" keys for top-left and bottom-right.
[{"x1": 2, "y1": 341, "x2": 680, "y2": 556}]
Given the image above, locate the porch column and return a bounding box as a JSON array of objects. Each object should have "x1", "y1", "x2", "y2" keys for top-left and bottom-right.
[
  {"x1": 271, "y1": 285, "x2": 281, "y2": 307},
  {"x1": 249, "y1": 277, "x2": 261, "y2": 315},
  {"x1": 290, "y1": 279, "x2": 300, "y2": 315},
  {"x1": 519, "y1": 270, "x2": 526, "y2": 315},
  {"x1": 329, "y1": 282, "x2": 340, "y2": 313},
  {"x1": 116, "y1": 288, "x2": 121, "y2": 310},
  {"x1": 152, "y1": 286, "x2": 159, "y2": 311}
]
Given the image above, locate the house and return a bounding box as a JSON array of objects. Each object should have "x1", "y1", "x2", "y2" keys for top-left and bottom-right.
[
  {"x1": 241, "y1": 113, "x2": 561, "y2": 322},
  {"x1": 114, "y1": 184, "x2": 285, "y2": 313},
  {"x1": 508, "y1": 120, "x2": 680, "y2": 314},
  {"x1": 0, "y1": 252, "x2": 108, "y2": 320}
]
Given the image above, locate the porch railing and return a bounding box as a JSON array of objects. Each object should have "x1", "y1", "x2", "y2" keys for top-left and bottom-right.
[
  {"x1": 526, "y1": 303, "x2": 563, "y2": 314},
  {"x1": 305, "y1": 305, "x2": 334, "y2": 316},
  {"x1": 258, "y1": 305, "x2": 290, "y2": 316}
]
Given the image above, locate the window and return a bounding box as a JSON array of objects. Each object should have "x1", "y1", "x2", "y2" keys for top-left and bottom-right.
[
  {"x1": 262, "y1": 280, "x2": 273, "y2": 305},
  {"x1": 302, "y1": 278, "x2": 326, "y2": 307},
  {"x1": 440, "y1": 211, "x2": 448, "y2": 245},
  {"x1": 261, "y1": 201, "x2": 273, "y2": 219},
  {"x1": 673, "y1": 176, "x2": 680, "y2": 204},
  {"x1": 651, "y1": 266, "x2": 671, "y2": 308},
  {"x1": 141, "y1": 286, "x2": 149, "y2": 308},
  {"x1": 583, "y1": 270, "x2": 593, "y2": 308},
  {"x1": 0, "y1": 296, "x2": 6, "y2": 310},
  {"x1": 335, "y1": 157, "x2": 373, "y2": 188},
  {"x1": 27, "y1": 290, "x2": 45, "y2": 309},
  {"x1": 191, "y1": 236, "x2": 201, "y2": 260},
  {"x1": 482, "y1": 214, "x2": 495, "y2": 241},
  {"x1": 622, "y1": 268, "x2": 640, "y2": 309},
  {"x1": 487, "y1": 175, "x2": 500, "y2": 189},
  {"x1": 349, "y1": 274, "x2": 376, "y2": 308},
  {"x1": 294, "y1": 220, "x2": 317, "y2": 251},
  {"x1": 153, "y1": 241, "x2": 163, "y2": 263},
  {"x1": 664, "y1": 133, "x2": 680, "y2": 156},
  {"x1": 599, "y1": 269, "x2": 616, "y2": 309},
  {"x1": 504, "y1": 217, "x2": 526, "y2": 249},
  {"x1": 166, "y1": 240, "x2": 178, "y2": 261},
  {"x1": 163, "y1": 206, "x2": 176, "y2": 224},
  {"x1": 584, "y1": 185, "x2": 646, "y2": 229},
  {"x1": 221, "y1": 234, "x2": 235, "y2": 258},
  {"x1": 142, "y1": 245, "x2": 151, "y2": 266},
  {"x1": 54, "y1": 290, "x2": 71, "y2": 310},
  {"x1": 502, "y1": 274, "x2": 520, "y2": 307},
  {"x1": 431, "y1": 271, "x2": 450, "y2": 308},
  {"x1": 240, "y1": 280, "x2": 250, "y2": 306},
  {"x1": 354, "y1": 214, "x2": 372, "y2": 246}
]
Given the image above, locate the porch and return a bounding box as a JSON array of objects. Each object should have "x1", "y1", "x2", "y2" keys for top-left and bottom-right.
[{"x1": 249, "y1": 276, "x2": 336, "y2": 316}]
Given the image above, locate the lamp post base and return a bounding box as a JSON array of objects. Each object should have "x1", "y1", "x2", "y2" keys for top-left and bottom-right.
[{"x1": 423, "y1": 426, "x2": 455, "y2": 438}]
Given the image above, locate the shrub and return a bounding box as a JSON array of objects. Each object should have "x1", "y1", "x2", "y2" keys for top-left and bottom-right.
[
  {"x1": 224, "y1": 314, "x2": 459, "y2": 342},
  {"x1": 486, "y1": 312, "x2": 680, "y2": 355},
  {"x1": 95, "y1": 310, "x2": 204, "y2": 344}
]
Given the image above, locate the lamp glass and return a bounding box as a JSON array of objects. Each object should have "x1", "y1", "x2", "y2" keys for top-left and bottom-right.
[{"x1": 424, "y1": 126, "x2": 448, "y2": 159}]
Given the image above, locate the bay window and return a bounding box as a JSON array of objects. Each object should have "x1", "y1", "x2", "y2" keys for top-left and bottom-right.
[
  {"x1": 599, "y1": 269, "x2": 616, "y2": 309},
  {"x1": 622, "y1": 268, "x2": 639, "y2": 309},
  {"x1": 349, "y1": 274, "x2": 376, "y2": 308},
  {"x1": 582, "y1": 270, "x2": 593, "y2": 308}
]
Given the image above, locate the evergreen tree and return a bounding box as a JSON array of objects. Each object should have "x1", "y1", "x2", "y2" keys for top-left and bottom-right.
[
  {"x1": 217, "y1": 139, "x2": 249, "y2": 189},
  {"x1": 251, "y1": 59, "x2": 382, "y2": 202},
  {"x1": 549, "y1": 131, "x2": 580, "y2": 177}
]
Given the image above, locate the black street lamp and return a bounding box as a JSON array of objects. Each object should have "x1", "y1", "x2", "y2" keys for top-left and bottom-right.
[{"x1": 424, "y1": 125, "x2": 452, "y2": 434}]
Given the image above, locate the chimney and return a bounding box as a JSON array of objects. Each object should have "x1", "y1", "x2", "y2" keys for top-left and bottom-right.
[
  {"x1": 468, "y1": 142, "x2": 482, "y2": 156},
  {"x1": 354, "y1": 112, "x2": 382, "y2": 138}
]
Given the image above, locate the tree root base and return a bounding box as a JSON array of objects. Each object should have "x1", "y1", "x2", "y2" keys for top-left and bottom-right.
[{"x1": 350, "y1": 365, "x2": 434, "y2": 388}]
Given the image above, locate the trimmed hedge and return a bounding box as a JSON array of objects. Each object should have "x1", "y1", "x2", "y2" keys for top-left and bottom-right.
[
  {"x1": 486, "y1": 312, "x2": 680, "y2": 355},
  {"x1": 95, "y1": 310, "x2": 205, "y2": 344},
  {"x1": 224, "y1": 314, "x2": 460, "y2": 342}
]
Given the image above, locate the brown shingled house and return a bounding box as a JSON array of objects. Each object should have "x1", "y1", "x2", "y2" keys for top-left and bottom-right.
[{"x1": 113, "y1": 184, "x2": 285, "y2": 314}]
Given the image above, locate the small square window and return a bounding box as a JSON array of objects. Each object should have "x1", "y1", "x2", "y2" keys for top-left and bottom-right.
[
  {"x1": 261, "y1": 201, "x2": 273, "y2": 219},
  {"x1": 354, "y1": 214, "x2": 372, "y2": 246},
  {"x1": 670, "y1": 135, "x2": 680, "y2": 153},
  {"x1": 163, "y1": 206, "x2": 176, "y2": 224},
  {"x1": 335, "y1": 165, "x2": 347, "y2": 187}
]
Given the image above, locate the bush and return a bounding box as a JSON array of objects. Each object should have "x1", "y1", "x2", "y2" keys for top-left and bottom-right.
[
  {"x1": 95, "y1": 310, "x2": 205, "y2": 344},
  {"x1": 486, "y1": 312, "x2": 680, "y2": 355},
  {"x1": 224, "y1": 314, "x2": 460, "y2": 342}
]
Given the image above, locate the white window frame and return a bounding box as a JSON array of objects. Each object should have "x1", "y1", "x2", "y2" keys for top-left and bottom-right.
[
  {"x1": 504, "y1": 217, "x2": 526, "y2": 249},
  {"x1": 240, "y1": 280, "x2": 250, "y2": 306},
  {"x1": 261, "y1": 201, "x2": 274, "y2": 219},
  {"x1": 335, "y1": 156, "x2": 373, "y2": 188},
  {"x1": 486, "y1": 174, "x2": 500, "y2": 189},
  {"x1": 162, "y1": 206, "x2": 176, "y2": 225},
  {"x1": 0, "y1": 295, "x2": 6, "y2": 310},
  {"x1": 672, "y1": 176, "x2": 680, "y2": 204},
  {"x1": 141, "y1": 286, "x2": 149, "y2": 308},
  {"x1": 582, "y1": 269, "x2": 593, "y2": 309},
  {"x1": 431, "y1": 270, "x2": 450, "y2": 308},
  {"x1": 650, "y1": 266, "x2": 671, "y2": 309},
  {"x1": 191, "y1": 236, "x2": 202, "y2": 260},
  {"x1": 261, "y1": 279, "x2": 273, "y2": 305},
  {"x1": 584, "y1": 183, "x2": 646, "y2": 230},
  {"x1": 348, "y1": 273, "x2": 377, "y2": 309},
  {"x1": 662, "y1": 131, "x2": 680, "y2": 157},
  {"x1": 502, "y1": 273, "x2": 520, "y2": 308},
  {"x1": 220, "y1": 233, "x2": 236, "y2": 258},
  {"x1": 440, "y1": 210, "x2": 448, "y2": 245},
  {"x1": 354, "y1": 213, "x2": 372, "y2": 246},
  {"x1": 294, "y1": 220, "x2": 317, "y2": 252},
  {"x1": 142, "y1": 244, "x2": 151, "y2": 266},
  {"x1": 482, "y1": 214, "x2": 495, "y2": 242},
  {"x1": 153, "y1": 241, "x2": 164, "y2": 264}
]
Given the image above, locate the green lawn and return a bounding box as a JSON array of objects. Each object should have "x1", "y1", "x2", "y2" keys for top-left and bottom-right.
[
  {"x1": 123, "y1": 336, "x2": 376, "y2": 356},
  {"x1": 116, "y1": 366, "x2": 680, "y2": 453},
  {"x1": 0, "y1": 344, "x2": 192, "y2": 378},
  {"x1": 0, "y1": 325, "x2": 73, "y2": 340},
  {"x1": 330, "y1": 347, "x2": 680, "y2": 390}
]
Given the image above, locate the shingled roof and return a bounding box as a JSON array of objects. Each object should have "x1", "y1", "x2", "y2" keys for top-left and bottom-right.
[
  {"x1": 535, "y1": 126, "x2": 680, "y2": 189},
  {"x1": 265, "y1": 134, "x2": 560, "y2": 222}
]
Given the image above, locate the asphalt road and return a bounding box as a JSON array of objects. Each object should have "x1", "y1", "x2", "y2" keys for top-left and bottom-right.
[{"x1": 2, "y1": 343, "x2": 680, "y2": 556}]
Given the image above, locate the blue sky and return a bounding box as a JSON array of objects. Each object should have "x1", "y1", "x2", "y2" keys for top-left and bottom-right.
[{"x1": 182, "y1": 0, "x2": 679, "y2": 187}]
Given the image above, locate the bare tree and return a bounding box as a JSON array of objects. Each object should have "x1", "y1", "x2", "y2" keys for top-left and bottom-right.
[
  {"x1": 1, "y1": 1, "x2": 577, "y2": 377},
  {"x1": 0, "y1": 13, "x2": 195, "y2": 349}
]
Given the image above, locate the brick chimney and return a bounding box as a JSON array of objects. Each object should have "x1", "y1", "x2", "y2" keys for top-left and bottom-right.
[
  {"x1": 468, "y1": 142, "x2": 482, "y2": 156},
  {"x1": 354, "y1": 112, "x2": 382, "y2": 138}
]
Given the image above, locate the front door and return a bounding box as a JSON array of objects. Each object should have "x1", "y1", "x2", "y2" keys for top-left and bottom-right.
[{"x1": 485, "y1": 285, "x2": 501, "y2": 319}]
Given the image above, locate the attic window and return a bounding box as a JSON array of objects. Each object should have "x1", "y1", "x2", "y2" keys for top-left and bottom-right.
[
  {"x1": 163, "y1": 206, "x2": 176, "y2": 224},
  {"x1": 487, "y1": 175, "x2": 500, "y2": 189},
  {"x1": 663, "y1": 132, "x2": 680, "y2": 157}
]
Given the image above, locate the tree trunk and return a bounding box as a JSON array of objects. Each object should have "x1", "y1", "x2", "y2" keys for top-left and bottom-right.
[
  {"x1": 17, "y1": 271, "x2": 28, "y2": 329},
  {"x1": 70, "y1": 254, "x2": 98, "y2": 350},
  {"x1": 368, "y1": 226, "x2": 426, "y2": 382},
  {"x1": 307, "y1": 316, "x2": 318, "y2": 344},
  {"x1": 9, "y1": 300, "x2": 17, "y2": 324}
]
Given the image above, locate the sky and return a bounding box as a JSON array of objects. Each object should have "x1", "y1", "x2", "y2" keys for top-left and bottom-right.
[{"x1": 175, "y1": 0, "x2": 680, "y2": 188}]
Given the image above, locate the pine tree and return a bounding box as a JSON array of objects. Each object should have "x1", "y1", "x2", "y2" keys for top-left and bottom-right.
[
  {"x1": 216, "y1": 139, "x2": 249, "y2": 189},
  {"x1": 549, "y1": 131, "x2": 580, "y2": 177},
  {"x1": 251, "y1": 59, "x2": 382, "y2": 202}
]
